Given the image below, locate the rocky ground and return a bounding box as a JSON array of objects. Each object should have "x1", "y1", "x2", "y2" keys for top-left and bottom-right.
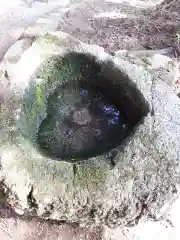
[
  {"x1": 57, "y1": 0, "x2": 180, "y2": 53},
  {"x1": 0, "y1": 0, "x2": 180, "y2": 239}
]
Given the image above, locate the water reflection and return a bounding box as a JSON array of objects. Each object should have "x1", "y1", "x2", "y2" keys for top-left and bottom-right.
[
  {"x1": 37, "y1": 87, "x2": 130, "y2": 160},
  {"x1": 80, "y1": 88, "x2": 121, "y2": 126},
  {"x1": 80, "y1": 89, "x2": 88, "y2": 95}
]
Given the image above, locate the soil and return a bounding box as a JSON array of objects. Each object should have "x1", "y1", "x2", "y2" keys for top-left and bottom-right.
[{"x1": 58, "y1": 0, "x2": 180, "y2": 54}]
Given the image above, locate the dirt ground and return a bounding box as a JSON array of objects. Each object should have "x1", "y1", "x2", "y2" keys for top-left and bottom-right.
[
  {"x1": 58, "y1": 0, "x2": 180, "y2": 54},
  {"x1": 0, "y1": 198, "x2": 103, "y2": 240}
]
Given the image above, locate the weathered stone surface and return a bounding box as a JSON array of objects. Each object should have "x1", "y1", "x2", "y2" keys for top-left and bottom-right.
[
  {"x1": 0, "y1": 31, "x2": 180, "y2": 228},
  {"x1": 115, "y1": 48, "x2": 180, "y2": 93}
]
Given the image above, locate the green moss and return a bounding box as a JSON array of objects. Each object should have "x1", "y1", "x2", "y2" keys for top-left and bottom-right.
[
  {"x1": 37, "y1": 56, "x2": 79, "y2": 88},
  {"x1": 75, "y1": 159, "x2": 109, "y2": 191},
  {"x1": 17, "y1": 83, "x2": 47, "y2": 142},
  {"x1": 36, "y1": 85, "x2": 45, "y2": 106},
  {"x1": 42, "y1": 34, "x2": 60, "y2": 44},
  {"x1": 16, "y1": 53, "x2": 84, "y2": 143},
  {"x1": 35, "y1": 34, "x2": 61, "y2": 51}
]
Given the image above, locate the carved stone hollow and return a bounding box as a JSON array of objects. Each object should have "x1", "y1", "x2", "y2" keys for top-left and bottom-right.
[
  {"x1": 0, "y1": 33, "x2": 180, "y2": 228},
  {"x1": 26, "y1": 52, "x2": 150, "y2": 161}
]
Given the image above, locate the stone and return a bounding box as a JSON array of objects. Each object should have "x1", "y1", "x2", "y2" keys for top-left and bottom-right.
[
  {"x1": 115, "y1": 48, "x2": 180, "y2": 87},
  {"x1": 4, "y1": 38, "x2": 35, "y2": 64},
  {"x1": 0, "y1": 31, "x2": 180, "y2": 228}
]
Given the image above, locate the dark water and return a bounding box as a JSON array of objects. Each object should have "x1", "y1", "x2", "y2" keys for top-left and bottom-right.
[
  {"x1": 80, "y1": 88, "x2": 120, "y2": 124},
  {"x1": 37, "y1": 86, "x2": 131, "y2": 161}
]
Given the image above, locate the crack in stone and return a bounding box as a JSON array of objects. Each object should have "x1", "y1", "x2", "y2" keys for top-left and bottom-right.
[
  {"x1": 72, "y1": 163, "x2": 77, "y2": 206},
  {"x1": 150, "y1": 76, "x2": 156, "y2": 123},
  {"x1": 27, "y1": 186, "x2": 38, "y2": 211}
]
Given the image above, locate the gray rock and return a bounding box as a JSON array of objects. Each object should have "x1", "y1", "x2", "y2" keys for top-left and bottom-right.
[{"x1": 0, "y1": 32, "x2": 180, "y2": 228}]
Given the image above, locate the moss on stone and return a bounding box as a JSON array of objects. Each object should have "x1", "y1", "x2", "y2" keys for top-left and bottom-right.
[
  {"x1": 74, "y1": 159, "x2": 109, "y2": 192},
  {"x1": 16, "y1": 51, "x2": 92, "y2": 145}
]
